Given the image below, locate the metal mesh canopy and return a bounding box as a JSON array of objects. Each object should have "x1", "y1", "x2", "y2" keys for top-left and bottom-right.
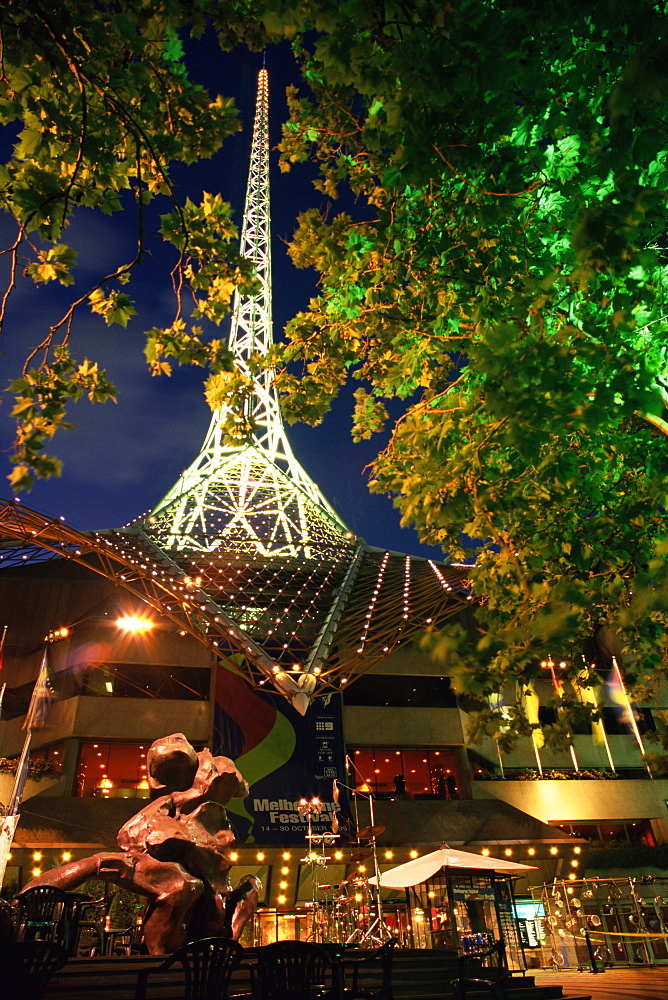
[
  {"x1": 0, "y1": 498, "x2": 471, "y2": 711},
  {"x1": 141, "y1": 446, "x2": 350, "y2": 562},
  {"x1": 0, "y1": 70, "x2": 473, "y2": 712}
]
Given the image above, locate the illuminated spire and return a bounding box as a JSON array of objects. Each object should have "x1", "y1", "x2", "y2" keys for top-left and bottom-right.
[
  {"x1": 119, "y1": 68, "x2": 468, "y2": 714},
  {"x1": 144, "y1": 68, "x2": 349, "y2": 561}
]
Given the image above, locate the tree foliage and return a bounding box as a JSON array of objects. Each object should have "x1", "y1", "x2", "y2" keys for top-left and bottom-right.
[
  {"x1": 264, "y1": 0, "x2": 668, "y2": 743},
  {"x1": 3, "y1": 0, "x2": 668, "y2": 747},
  {"x1": 0, "y1": 0, "x2": 261, "y2": 489}
]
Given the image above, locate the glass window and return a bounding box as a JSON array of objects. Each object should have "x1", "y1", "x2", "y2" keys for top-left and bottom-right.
[
  {"x1": 1, "y1": 665, "x2": 210, "y2": 719},
  {"x1": 24, "y1": 743, "x2": 64, "y2": 777},
  {"x1": 565, "y1": 821, "x2": 656, "y2": 848},
  {"x1": 343, "y1": 675, "x2": 457, "y2": 708},
  {"x1": 79, "y1": 663, "x2": 210, "y2": 700},
  {"x1": 75, "y1": 741, "x2": 151, "y2": 799},
  {"x1": 349, "y1": 746, "x2": 461, "y2": 799}
]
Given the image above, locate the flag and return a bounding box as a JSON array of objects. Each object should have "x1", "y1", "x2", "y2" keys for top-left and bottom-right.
[
  {"x1": 605, "y1": 659, "x2": 634, "y2": 727},
  {"x1": 575, "y1": 667, "x2": 607, "y2": 746},
  {"x1": 517, "y1": 681, "x2": 544, "y2": 749},
  {"x1": 23, "y1": 648, "x2": 54, "y2": 730},
  {"x1": 0, "y1": 813, "x2": 20, "y2": 888}
]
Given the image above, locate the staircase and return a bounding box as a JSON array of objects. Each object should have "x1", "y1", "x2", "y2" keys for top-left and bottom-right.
[
  {"x1": 44, "y1": 950, "x2": 592, "y2": 1000},
  {"x1": 388, "y1": 950, "x2": 592, "y2": 1000}
]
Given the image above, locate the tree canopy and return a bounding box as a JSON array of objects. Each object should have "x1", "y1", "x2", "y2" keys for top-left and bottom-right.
[
  {"x1": 269, "y1": 0, "x2": 668, "y2": 750},
  {"x1": 3, "y1": 0, "x2": 668, "y2": 751},
  {"x1": 0, "y1": 0, "x2": 262, "y2": 487}
]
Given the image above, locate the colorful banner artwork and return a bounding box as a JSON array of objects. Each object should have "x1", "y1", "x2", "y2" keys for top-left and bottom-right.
[{"x1": 214, "y1": 662, "x2": 349, "y2": 845}]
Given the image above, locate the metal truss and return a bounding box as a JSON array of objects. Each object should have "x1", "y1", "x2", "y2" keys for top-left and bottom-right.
[
  {"x1": 147, "y1": 68, "x2": 348, "y2": 560},
  {"x1": 0, "y1": 499, "x2": 472, "y2": 713},
  {"x1": 0, "y1": 74, "x2": 474, "y2": 716}
]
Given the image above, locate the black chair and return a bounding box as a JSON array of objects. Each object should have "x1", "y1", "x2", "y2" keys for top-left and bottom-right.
[
  {"x1": 13, "y1": 886, "x2": 72, "y2": 948},
  {"x1": 135, "y1": 936, "x2": 243, "y2": 1000},
  {"x1": 0, "y1": 898, "x2": 17, "y2": 947},
  {"x1": 0, "y1": 939, "x2": 68, "y2": 1000},
  {"x1": 105, "y1": 920, "x2": 142, "y2": 956},
  {"x1": 251, "y1": 940, "x2": 343, "y2": 1000},
  {"x1": 74, "y1": 895, "x2": 110, "y2": 956},
  {"x1": 339, "y1": 939, "x2": 395, "y2": 1000}
]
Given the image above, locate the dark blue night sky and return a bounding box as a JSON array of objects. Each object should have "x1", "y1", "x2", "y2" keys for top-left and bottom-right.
[{"x1": 0, "y1": 35, "x2": 445, "y2": 561}]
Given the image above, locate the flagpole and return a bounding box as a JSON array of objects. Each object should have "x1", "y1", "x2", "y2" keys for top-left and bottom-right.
[
  {"x1": 8, "y1": 728, "x2": 33, "y2": 817},
  {"x1": 495, "y1": 738, "x2": 505, "y2": 778}
]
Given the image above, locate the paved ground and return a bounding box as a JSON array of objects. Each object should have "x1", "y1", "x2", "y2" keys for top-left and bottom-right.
[{"x1": 534, "y1": 966, "x2": 668, "y2": 999}]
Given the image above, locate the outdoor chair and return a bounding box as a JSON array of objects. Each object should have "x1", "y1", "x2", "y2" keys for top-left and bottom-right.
[
  {"x1": 105, "y1": 920, "x2": 142, "y2": 956},
  {"x1": 73, "y1": 895, "x2": 111, "y2": 957},
  {"x1": 339, "y1": 939, "x2": 396, "y2": 1000},
  {"x1": 250, "y1": 939, "x2": 344, "y2": 1000},
  {"x1": 0, "y1": 898, "x2": 17, "y2": 947},
  {"x1": 13, "y1": 886, "x2": 72, "y2": 948},
  {"x1": 0, "y1": 939, "x2": 69, "y2": 1000},
  {"x1": 134, "y1": 936, "x2": 243, "y2": 1000}
]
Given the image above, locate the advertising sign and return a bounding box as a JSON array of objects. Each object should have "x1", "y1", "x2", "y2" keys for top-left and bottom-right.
[{"x1": 214, "y1": 662, "x2": 349, "y2": 845}]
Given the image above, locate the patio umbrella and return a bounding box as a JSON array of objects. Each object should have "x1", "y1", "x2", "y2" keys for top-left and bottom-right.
[{"x1": 368, "y1": 847, "x2": 536, "y2": 888}]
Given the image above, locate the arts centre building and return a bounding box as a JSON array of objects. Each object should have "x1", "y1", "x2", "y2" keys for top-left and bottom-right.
[{"x1": 1, "y1": 71, "x2": 668, "y2": 960}]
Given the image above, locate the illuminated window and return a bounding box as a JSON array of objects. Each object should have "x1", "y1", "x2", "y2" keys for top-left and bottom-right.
[
  {"x1": 27, "y1": 743, "x2": 65, "y2": 774},
  {"x1": 75, "y1": 741, "x2": 172, "y2": 798},
  {"x1": 80, "y1": 663, "x2": 209, "y2": 700},
  {"x1": 347, "y1": 746, "x2": 461, "y2": 799}
]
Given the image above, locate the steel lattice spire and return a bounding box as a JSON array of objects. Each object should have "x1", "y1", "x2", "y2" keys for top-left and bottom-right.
[
  {"x1": 0, "y1": 78, "x2": 471, "y2": 717},
  {"x1": 143, "y1": 68, "x2": 350, "y2": 560},
  {"x1": 121, "y1": 68, "x2": 468, "y2": 714}
]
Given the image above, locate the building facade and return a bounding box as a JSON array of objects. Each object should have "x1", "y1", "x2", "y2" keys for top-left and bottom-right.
[{"x1": 1, "y1": 68, "x2": 668, "y2": 957}]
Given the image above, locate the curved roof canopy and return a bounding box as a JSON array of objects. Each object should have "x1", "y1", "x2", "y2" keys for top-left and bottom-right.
[{"x1": 369, "y1": 847, "x2": 536, "y2": 887}]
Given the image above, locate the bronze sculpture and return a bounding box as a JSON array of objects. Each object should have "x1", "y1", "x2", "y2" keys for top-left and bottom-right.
[{"x1": 22, "y1": 733, "x2": 260, "y2": 954}]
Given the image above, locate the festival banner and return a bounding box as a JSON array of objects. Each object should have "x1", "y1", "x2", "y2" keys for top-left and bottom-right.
[{"x1": 214, "y1": 661, "x2": 349, "y2": 845}]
